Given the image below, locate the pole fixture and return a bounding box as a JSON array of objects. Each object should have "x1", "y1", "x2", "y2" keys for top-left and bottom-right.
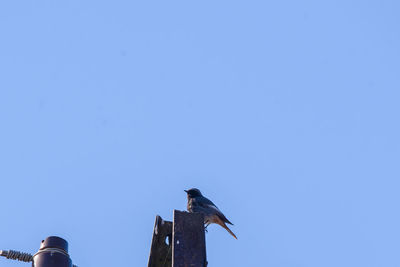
[
  {"x1": 148, "y1": 216, "x2": 173, "y2": 267},
  {"x1": 33, "y1": 236, "x2": 73, "y2": 267},
  {"x1": 0, "y1": 236, "x2": 77, "y2": 267},
  {"x1": 0, "y1": 250, "x2": 33, "y2": 262},
  {"x1": 172, "y1": 210, "x2": 207, "y2": 267},
  {"x1": 148, "y1": 210, "x2": 207, "y2": 267}
]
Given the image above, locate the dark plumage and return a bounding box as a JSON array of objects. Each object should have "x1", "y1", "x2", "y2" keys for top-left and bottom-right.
[{"x1": 184, "y1": 188, "x2": 237, "y2": 239}]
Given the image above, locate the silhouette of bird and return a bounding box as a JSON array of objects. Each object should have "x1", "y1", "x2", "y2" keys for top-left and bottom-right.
[{"x1": 185, "y1": 188, "x2": 237, "y2": 239}]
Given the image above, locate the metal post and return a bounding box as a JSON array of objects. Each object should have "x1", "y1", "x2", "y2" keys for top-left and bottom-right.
[
  {"x1": 172, "y1": 210, "x2": 207, "y2": 267},
  {"x1": 148, "y1": 211, "x2": 207, "y2": 267},
  {"x1": 148, "y1": 215, "x2": 173, "y2": 267},
  {"x1": 32, "y1": 236, "x2": 72, "y2": 267}
]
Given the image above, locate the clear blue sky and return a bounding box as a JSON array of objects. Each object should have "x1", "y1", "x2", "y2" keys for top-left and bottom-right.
[{"x1": 1, "y1": 1, "x2": 399, "y2": 266}]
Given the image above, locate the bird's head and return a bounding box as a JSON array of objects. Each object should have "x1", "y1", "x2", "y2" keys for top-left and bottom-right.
[{"x1": 184, "y1": 188, "x2": 203, "y2": 198}]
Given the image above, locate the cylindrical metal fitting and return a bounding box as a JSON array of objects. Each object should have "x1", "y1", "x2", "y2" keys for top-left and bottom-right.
[{"x1": 33, "y1": 236, "x2": 72, "y2": 267}]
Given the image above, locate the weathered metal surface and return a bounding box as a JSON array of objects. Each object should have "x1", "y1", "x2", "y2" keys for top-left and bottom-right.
[
  {"x1": 172, "y1": 210, "x2": 207, "y2": 267},
  {"x1": 148, "y1": 215, "x2": 173, "y2": 267}
]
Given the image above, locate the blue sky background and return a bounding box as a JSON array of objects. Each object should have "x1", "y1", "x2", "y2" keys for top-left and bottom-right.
[{"x1": 1, "y1": 1, "x2": 399, "y2": 266}]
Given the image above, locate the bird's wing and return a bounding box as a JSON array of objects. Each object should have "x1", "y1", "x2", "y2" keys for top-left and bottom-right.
[{"x1": 197, "y1": 196, "x2": 234, "y2": 225}]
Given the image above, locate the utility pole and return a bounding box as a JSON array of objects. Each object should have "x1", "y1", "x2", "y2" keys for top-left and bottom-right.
[
  {"x1": 0, "y1": 236, "x2": 77, "y2": 267},
  {"x1": 148, "y1": 210, "x2": 207, "y2": 267}
]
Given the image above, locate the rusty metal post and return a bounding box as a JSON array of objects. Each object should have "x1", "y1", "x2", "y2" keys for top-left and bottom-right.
[
  {"x1": 32, "y1": 236, "x2": 72, "y2": 267},
  {"x1": 172, "y1": 210, "x2": 207, "y2": 267},
  {"x1": 148, "y1": 216, "x2": 173, "y2": 267}
]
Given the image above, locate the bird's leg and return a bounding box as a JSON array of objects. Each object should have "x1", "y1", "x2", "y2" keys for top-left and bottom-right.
[{"x1": 204, "y1": 221, "x2": 211, "y2": 233}]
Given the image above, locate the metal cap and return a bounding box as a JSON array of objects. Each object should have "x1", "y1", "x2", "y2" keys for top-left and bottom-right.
[{"x1": 40, "y1": 236, "x2": 68, "y2": 252}]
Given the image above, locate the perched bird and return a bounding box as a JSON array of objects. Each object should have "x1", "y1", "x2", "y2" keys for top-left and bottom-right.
[{"x1": 184, "y1": 188, "x2": 237, "y2": 239}]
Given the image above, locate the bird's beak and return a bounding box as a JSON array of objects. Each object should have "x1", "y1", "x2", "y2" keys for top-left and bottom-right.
[{"x1": 184, "y1": 190, "x2": 188, "y2": 193}]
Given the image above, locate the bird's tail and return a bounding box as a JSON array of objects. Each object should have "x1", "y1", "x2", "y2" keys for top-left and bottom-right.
[{"x1": 216, "y1": 218, "x2": 237, "y2": 239}]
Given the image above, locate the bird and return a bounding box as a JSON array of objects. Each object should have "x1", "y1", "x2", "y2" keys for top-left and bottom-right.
[{"x1": 184, "y1": 188, "x2": 237, "y2": 239}]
